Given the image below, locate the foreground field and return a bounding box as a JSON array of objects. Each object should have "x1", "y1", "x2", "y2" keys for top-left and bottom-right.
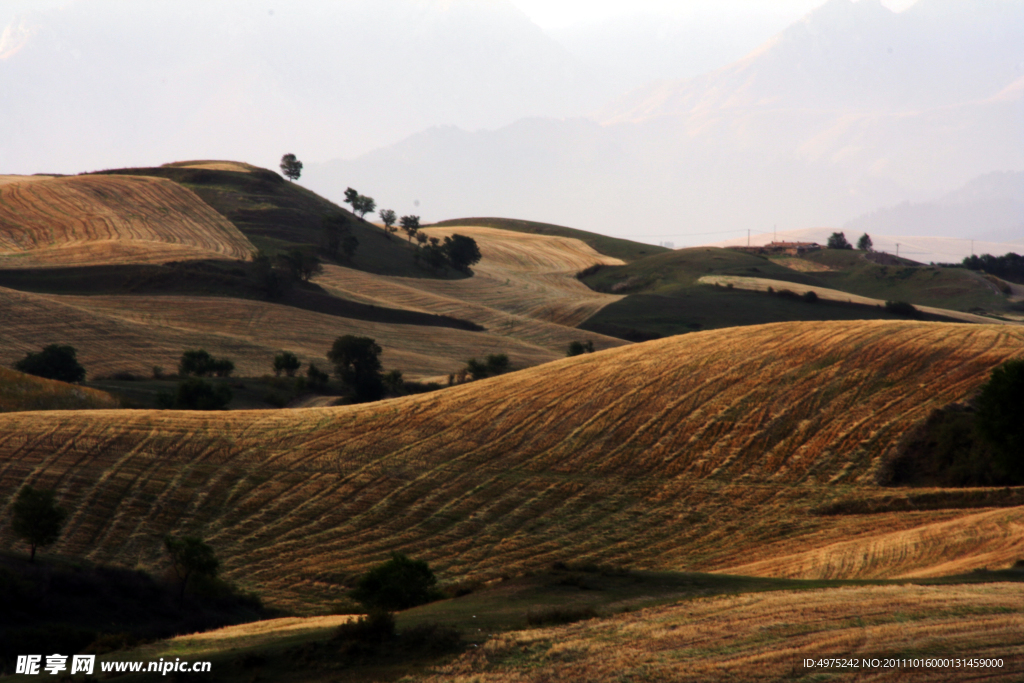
[
  {"x1": 0, "y1": 175, "x2": 254, "y2": 267},
  {"x1": 1, "y1": 321, "x2": 1021, "y2": 612},
  {"x1": 421, "y1": 583, "x2": 1024, "y2": 682}
]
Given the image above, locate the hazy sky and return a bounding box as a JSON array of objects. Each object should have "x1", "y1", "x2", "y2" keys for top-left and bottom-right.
[{"x1": 510, "y1": 0, "x2": 919, "y2": 29}]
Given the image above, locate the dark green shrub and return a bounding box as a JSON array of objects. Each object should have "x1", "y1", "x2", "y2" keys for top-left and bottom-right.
[
  {"x1": 168, "y1": 378, "x2": 232, "y2": 410},
  {"x1": 885, "y1": 300, "x2": 920, "y2": 318},
  {"x1": 976, "y1": 359, "x2": 1024, "y2": 482},
  {"x1": 350, "y1": 552, "x2": 441, "y2": 611},
  {"x1": 14, "y1": 344, "x2": 86, "y2": 383},
  {"x1": 567, "y1": 341, "x2": 595, "y2": 357},
  {"x1": 802, "y1": 290, "x2": 818, "y2": 303}
]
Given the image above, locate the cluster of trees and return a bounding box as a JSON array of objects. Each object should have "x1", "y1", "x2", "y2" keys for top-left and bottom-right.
[
  {"x1": 251, "y1": 249, "x2": 324, "y2": 298},
  {"x1": 343, "y1": 187, "x2": 376, "y2": 218},
  {"x1": 827, "y1": 232, "x2": 873, "y2": 251},
  {"x1": 961, "y1": 252, "x2": 1024, "y2": 284},
  {"x1": 321, "y1": 213, "x2": 359, "y2": 261},
  {"x1": 14, "y1": 345, "x2": 86, "y2": 383},
  {"x1": 567, "y1": 341, "x2": 595, "y2": 357},
  {"x1": 882, "y1": 359, "x2": 1024, "y2": 486},
  {"x1": 178, "y1": 350, "x2": 234, "y2": 377}
]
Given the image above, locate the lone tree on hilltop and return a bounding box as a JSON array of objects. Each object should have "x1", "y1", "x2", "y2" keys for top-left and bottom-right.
[
  {"x1": 857, "y1": 233, "x2": 873, "y2": 251},
  {"x1": 15, "y1": 344, "x2": 86, "y2": 383},
  {"x1": 443, "y1": 234, "x2": 482, "y2": 272},
  {"x1": 400, "y1": 215, "x2": 420, "y2": 242},
  {"x1": 164, "y1": 535, "x2": 219, "y2": 599},
  {"x1": 280, "y1": 154, "x2": 303, "y2": 181},
  {"x1": 12, "y1": 485, "x2": 68, "y2": 563},
  {"x1": 975, "y1": 359, "x2": 1024, "y2": 483},
  {"x1": 273, "y1": 351, "x2": 301, "y2": 377},
  {"x1": 827, "y1": 232, "x2": 852, "y2": 250},
  {"x1": 350, "y1": 552, "x2": 441, "y2": 611},
  {"x1": 328, "y1": 335, "x2": 384, "y2": 402}
]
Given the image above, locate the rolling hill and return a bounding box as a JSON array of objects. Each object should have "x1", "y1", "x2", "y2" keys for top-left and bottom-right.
[
  {"x1": 0, "y1": 320, "x2": 1020, "y2": 613},
  {"x1": 0, "y1": 366, "x2": 117, "y2": 412},
  {"x1": 0, "y1": 174, "x2": 254, "y2": 268}
]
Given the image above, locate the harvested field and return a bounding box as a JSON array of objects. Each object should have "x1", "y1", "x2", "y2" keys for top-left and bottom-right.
[
  {"x1": 0, "y1": 366, "x2": 117, "y2": 412},
  {"x1": 0, "y1": 174, "x2": 254, "y2": 268},
  {"x1": 420, "y1": 583, "x2": 1024, "y2": 682},
  {"x1": 0, "y1": 321, "x2": 1022, "y2": 611},
  {"x1": 315, "y1": 225, "x2": 627, "y2": 356},
  {"x1": 0, "y1": 286, "x2": 564, "y2": 380},
  {"x1": 698, "y1": 274, "x2": 1014, "y2": 324}
]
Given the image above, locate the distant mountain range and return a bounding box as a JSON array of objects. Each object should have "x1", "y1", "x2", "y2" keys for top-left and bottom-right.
[{"x1": 306, "y1": 0, "x2": 1024, "y2": 243}]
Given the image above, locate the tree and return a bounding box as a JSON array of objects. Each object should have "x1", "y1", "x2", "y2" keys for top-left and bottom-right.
[
  {"x1": 350, "y1": 552, "x2": 440, "y2": 611},
  {"x1": 178, "y1": 350, "x2": 234, "y2": 378},
  {"x1": 12, "y1": 485, "x2": 67, "y2": 563},
  {"x1": 382, "y1": 369, "x2": 404, "y2": 395},
  {"x1": 465, "y1": 353, "x2": 510, "y2": 380},
  {"x1": 306, "y1": 363, "x2": 330, "y2": 391},
  {"x1": 321, "y1": 213, "x2": 351, "y2": 260},
  {"x1": 399, "y1": 215, "x2": 420, "y2": 242},
  {"x1": 273, "y1": 351, "x2": 301, "y2": 377},
  {"x1": 280, "y1": 154, "x2": 302, "y2": 181},
  {"x1": 164, "y1": 535, "x2": 220, "y2": 599},
  {"x1": 344, "y1": 185, "x2": 360, "y2": 211},
  {"x1": 827, "y1": 232, "x2": 852, "y2": 250},
  {"x1": 442, "y1": 234, "x2": 482, "y2": 272},
  {"x1": 379, "y1": 209, "x2": 397, "y2": 232},
  {"x1": 14, "y1": 344, "x2": 86, "y2": 383},
  {"x1": 975, "y1": 359, "x2": 1024, "y2": 482},
  {"x1": 415, "y1": 232, "x2": 428, "y2": 246},
  {"x1": 857, "y1": 233, "x2": 873, "y2": 251},
  {"x1": 328, "y1": 335, "x2": 384, "y2": 402},
  {"x1": 277, "y1": 249, "x2": 323, "y2": 282},
  {"x1": 165, "y1": 378, "x2": 232, "y2": 410},
  {"x1": 251, "y1": 250, "x2": 289, "y2": 298},
  {"x1": 341, "y1": 234, "x2": 359, "y2": 260},
  {"x1": 567, "y1": 341, "x2": 595, "y2": 357}
]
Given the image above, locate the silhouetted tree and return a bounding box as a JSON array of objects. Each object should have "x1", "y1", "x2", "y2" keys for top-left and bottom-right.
[
  {"x1": 350, "y1": 552, "x2": 440, "y2": 611},
  {"x1": 328, "y1": 335, "x2": 384, "y2": 402},
  {"x1": 857, "y1": 233, "x2": 873, "y2": 251},
  {"x1": 164, "y1": 535, "x2": 220, "y2": 599},
  {"x1": 178, "y1": 350, "x2": 233, "y2": 378},
  {"x1": 379, "y1": 209, "x2": 397, "y2": 232},
  {"x1": 322, "y1": 213, "x2": 352, "y2": 260},
  {"x1": 15, "y1": 345, "x2": 86, "y2": 383},
  {"x1": 306, "y1": 363, "x2": 330, "y2": 391},
  {"x1": 567, "y1": 341, "x2": 595, "y2": 357},
  {"x1": 344, "y1": 187, "x2": 359, "y2": 213},
  {"x1": 443, "y1": 234, "x2": 482, "y2": 272},
  {"x1": 12, "y1": 485, "x2": 67, "y2": 563},
  {"x1": 976, "y1": 359, "x2": 1024, "y2": 482},
  {"x1": 827, "y1": 232, "x2": 852, "y2": 250},
  {"x1": 278, "y1": 249, "x2": 323, "y2": 282},
  {"x1": 400, "y1": 215, "x2": 420, "y2": 242},
  {"x1": 273, "y1": 351, "x2": 301, "y2": 377},
  {"x1": 465, "y1": 353, "x2": 510, "y2": 380},
  {"x1": 280, "y1": 154, "x2": 302, "y2": 181}
]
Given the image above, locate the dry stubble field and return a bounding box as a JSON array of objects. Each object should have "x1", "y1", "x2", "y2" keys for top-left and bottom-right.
[
  {"x1": 0, "y1": 174, "x2": 255, "y2": 267},
  {"x1": 0, "y1": 320, "x2": 1021, "y2": 613},
  {"x1": 0, "y1": 226, "x2": 627, "y2": 379}
]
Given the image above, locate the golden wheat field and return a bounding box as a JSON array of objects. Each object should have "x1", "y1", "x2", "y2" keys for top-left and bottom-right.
[
  {"x1": 315, "y1": 226, "x2": 626, "y2": 347},
  {"x1": 698, "y1": 274, "x2": 1007, "y2": 324},
  {"x1": 0, "y1": 174, "x2": 254, "y2": 267},
  {"x1": 0, "y1": 366, "x2": 117, "y2": 413},
  {"x1": 0, "y1": 284, "x2": 605, "y2": 380},
  {"x1": 419, "y1": 584, "x2": 1024, "y2": 682},
  {"x1": 0, "y1": 321, "x2": 1021, "y2": 612}
]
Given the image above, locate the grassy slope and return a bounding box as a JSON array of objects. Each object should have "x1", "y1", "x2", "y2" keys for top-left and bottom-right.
[
  {"x1": 431, "y1": 217, "x2": 667, "y2": 263},
  {"x1": 801, "y1": 249, "x2": 1011, "y2": 312},
  {"x1": 97, "y1": 164, "x2": 448, "y2": 279},
  {"x1": 579, "y1": 247, "x2": 1016, "y2": 339},
  {"x1": 578, "y1": 247, "x2": 900, "y2": 338},
  {"x1": 0, "y1": 321, "x2": 1021, "y2": 613},
  {"x1": 0, "y1": 367, "x2": 117, "y2": 412}
]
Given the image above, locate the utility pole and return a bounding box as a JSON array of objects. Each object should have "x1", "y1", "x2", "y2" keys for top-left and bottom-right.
[
  {"x1": 896, "y1": 243, "x2": 900, "y2": 259},
  {"x1": 971, "y1": 239, "x2": 974, "y2": 257},
  {"x1": 747, "y1": 229, "x2": 750, "y2": 247}
]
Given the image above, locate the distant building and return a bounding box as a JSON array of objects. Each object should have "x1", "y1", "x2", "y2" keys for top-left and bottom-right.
[{"x1": 730, "y1": 241, "x2": 821, "y2": 256}]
